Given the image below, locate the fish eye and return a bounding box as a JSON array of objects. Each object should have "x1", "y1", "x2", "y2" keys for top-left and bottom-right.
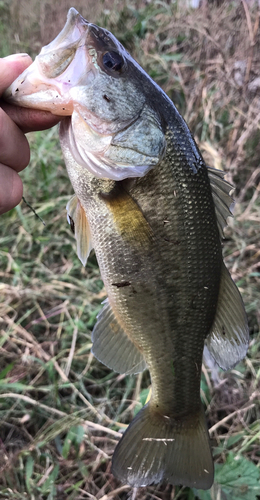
[{"x1": 102, "y1": 51, "x2": 124, "y2": 72}]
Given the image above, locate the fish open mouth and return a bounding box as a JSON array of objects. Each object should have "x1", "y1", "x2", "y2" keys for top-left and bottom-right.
[{"x1": 3, "y1": 10, "x2": 95, "y2": 116}]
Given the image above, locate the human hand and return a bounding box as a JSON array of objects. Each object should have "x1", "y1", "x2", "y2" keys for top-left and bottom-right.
[{"x1": 0, "y1": 54, "x2": 60, "y2": 215}]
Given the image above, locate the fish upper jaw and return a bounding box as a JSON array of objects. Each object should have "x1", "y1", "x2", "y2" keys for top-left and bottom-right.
[{"x1": 42, "y1": 8, "x2": 89, "y2": 52}]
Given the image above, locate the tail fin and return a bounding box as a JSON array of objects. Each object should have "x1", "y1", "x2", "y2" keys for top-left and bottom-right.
[{"x1": 112, "y1": 403, "x2": 213, "y2": 490}]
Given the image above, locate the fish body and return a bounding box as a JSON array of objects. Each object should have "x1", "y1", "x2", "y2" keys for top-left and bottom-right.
[{"x1": 5, "y1": 9, "x2": 249, "y2": 490}]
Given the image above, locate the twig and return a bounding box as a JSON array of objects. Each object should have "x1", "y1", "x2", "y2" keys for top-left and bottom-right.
[
  {"x1": 241, "y1": 0, "x2": 254, "y2": 44},
  {"x1": 1, "y1": 315, "x2": 126, "y2": 428},
  {"x1": 0, "y1": 393, "x2": 122, "y2": 439},
  {"x1": 209, "y1": 403, "x2": 255, "y2": 434},
  {"x1": 83, "y1": 421, "x2": 122, "y2": 439},
  {"x1": 65, "y1": 322, "x2": 78, "y2": 377},
  {"x1": 0, "y1": 393, "x2": 66, "y2": 417},
  {"x1": 241, "y1": 1, "x2": 260, "y2": 91},
  {"x1": 22, "y1": 196, "x2": 45, "y2": 226},
  {"x1": 37, "y1": 465, "x2": 54, "y2": 487},
  {"x1": 98, "y1": 486, "x2": 132, "y2": 500}
]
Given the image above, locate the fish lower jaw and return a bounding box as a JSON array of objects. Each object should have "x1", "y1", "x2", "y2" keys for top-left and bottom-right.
[{"x1": 6, "y1": 87, "x2": 74, "y2": 116}]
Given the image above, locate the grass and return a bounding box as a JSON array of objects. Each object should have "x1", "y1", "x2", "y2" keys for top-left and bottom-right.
[{"x1": 1, "y1": 0, "x2": 260, "y2": 499}]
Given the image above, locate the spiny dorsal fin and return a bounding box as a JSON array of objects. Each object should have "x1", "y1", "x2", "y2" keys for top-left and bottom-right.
[
  {"x1": 66, "y1": 194, "x2": 93, "y2": 266},
  {"x1": 91, "y1": 298, "x2": 146, "y2": 375},
  {"x1": 206, "y1": 263, "x2": 249, "y2": 370},
  {"x1": 207, "y1": 166, "x2": 234, "y2": 238}
]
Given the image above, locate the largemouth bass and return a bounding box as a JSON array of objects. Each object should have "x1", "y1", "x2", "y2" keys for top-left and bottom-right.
[{"x1": 5, "y1": 8, "x2": 249, "y2": 490}]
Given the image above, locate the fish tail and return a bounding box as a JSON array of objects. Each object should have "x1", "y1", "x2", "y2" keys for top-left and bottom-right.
[{"x1": 112, "y1": 402, "x2": 213, "y2": 489}]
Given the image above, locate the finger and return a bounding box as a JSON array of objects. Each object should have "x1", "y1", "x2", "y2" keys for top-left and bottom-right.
[
  {"x1": 0, "y1": 53, "x2": 60, "y2": 132},
  {"x1": 0, "y1": 100, "x2": 60, "y2": 133},
  {"x1": 0, "y1": 163, "x2": 23, "y2": 215},
  {"x1": 0, "y1": 53, "x2": 32, "y2": 94},
  {"x1": 0, "y1": 108, "x2": 30, "y2": 171}
]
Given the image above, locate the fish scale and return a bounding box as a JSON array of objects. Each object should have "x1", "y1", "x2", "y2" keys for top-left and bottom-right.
[
  {"x1": 115, "y1": 137, "x2": 221, "y2": 416},
  {"x1": 71, "y1": 165, "x2": 212, "y2": 421},
  {"x1": 4, "y1": 7, "x2": 249, "y2": 489}
]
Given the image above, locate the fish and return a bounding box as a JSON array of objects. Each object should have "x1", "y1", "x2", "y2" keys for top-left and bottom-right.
[{"x1": 4, "y1": 8, "x2": 249, "y2": 490}]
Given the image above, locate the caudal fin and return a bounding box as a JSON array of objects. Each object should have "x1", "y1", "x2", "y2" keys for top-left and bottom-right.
[{"x1": 112, "y1": 403, "x2": 213, "y2": 489}]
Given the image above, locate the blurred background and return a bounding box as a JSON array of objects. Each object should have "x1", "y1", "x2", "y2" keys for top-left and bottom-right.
[{"x1": 0, "y1": 1, "x2": 260, "y2": 499}]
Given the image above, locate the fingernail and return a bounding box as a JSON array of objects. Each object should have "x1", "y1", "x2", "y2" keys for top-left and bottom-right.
[{"x1": 3, "y1": 53, "x2": 31, "y2": 61}]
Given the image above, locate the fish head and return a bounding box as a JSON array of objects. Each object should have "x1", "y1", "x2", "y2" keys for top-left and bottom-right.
[{"x1": 5, "y1": 8, "x2": 166, "y2": 180}]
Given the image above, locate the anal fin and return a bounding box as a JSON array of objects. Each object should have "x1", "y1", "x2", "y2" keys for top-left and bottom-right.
[
  {"x1": 91, "y1": 299, "x2": 146, "y2": 375},
  {"x1": 206, "y1": 263, "x2": 249, "y2": 370}
]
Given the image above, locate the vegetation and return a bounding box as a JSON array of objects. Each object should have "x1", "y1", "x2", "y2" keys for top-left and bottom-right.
[{"x1": 0, "y1": 1, "x2": 260, "y2": 499}]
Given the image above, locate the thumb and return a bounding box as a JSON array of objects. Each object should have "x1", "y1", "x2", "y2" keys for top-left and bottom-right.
[{"x1": 0, "y1": 54, "x2": 32, "y2": 95}]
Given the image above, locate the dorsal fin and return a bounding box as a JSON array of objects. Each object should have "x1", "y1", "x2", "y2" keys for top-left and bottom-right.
[
  {"x1": 66, "y1": 195, "x2": 93, "y2": 266},
  {"x1": 207, "y1": 166, "x2": 234, "y2": 238}
]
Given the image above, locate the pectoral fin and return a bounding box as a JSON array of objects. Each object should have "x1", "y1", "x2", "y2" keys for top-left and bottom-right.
[
  {"x1": 66, "y1": 195, "x2": 93, "y2": 266},
  {"x1": 206, "y1": 263, "x2": 249, "y2": 370},
  {"x1": 91, "y1": 299, "x2": 146, "y2": 375}
]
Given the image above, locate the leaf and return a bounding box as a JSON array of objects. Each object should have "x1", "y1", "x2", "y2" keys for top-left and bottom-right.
[
  {"x1": 187, "y1": 488, "x2": 197, "y2": 500},
  {"x1": 161, "y1": 53, "x2": 183, "y2": 62},
  {"x1": 87, "y1": 306, "x2": 102, "y2": 329},
  {"x1": 195, "y1": 454, "x2": 260, "y2": 500},
  {"x1": 134, "y1": 387, "x2": 151, "y2": 416},
  {"x1": 25, "y1": 455, "x2": 34, "y2": 494},
  {"x1": 64, "y1": 479, "x2": 85, "y2": 494},
  {"x1": 62, "y1": 425, "x2": 85, "y2": 458},
  {"x1": 41, "y1": 464, "x2": 59, "y2": 493},
  {"x1": 200, "y1": 371, "x2": 211, "y2": 404},
  {"x1": 215, "y1": 453, "x2": 260, "y2": 500},
  {"x1": 73, "y1": 425, "x2": 85, "y2": 446},
  {"x1": 193, "y1": 488, "x2": 212, "y2": 500},
  {"x1": 225, "y1": 433, "x2": 244, "y2": 448},
  {"x1": 62, "y1": 432, "x2": 73, "y2": 459},
  {"x1": 0, "y1": 381, "x2": 34, "y2": 391},
  {"x1": 0, "y1": 363, "x2": 14, "y2": 380},
  {"x1": 213, "y1": 434, "x2": 244, "y2": 457}
]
